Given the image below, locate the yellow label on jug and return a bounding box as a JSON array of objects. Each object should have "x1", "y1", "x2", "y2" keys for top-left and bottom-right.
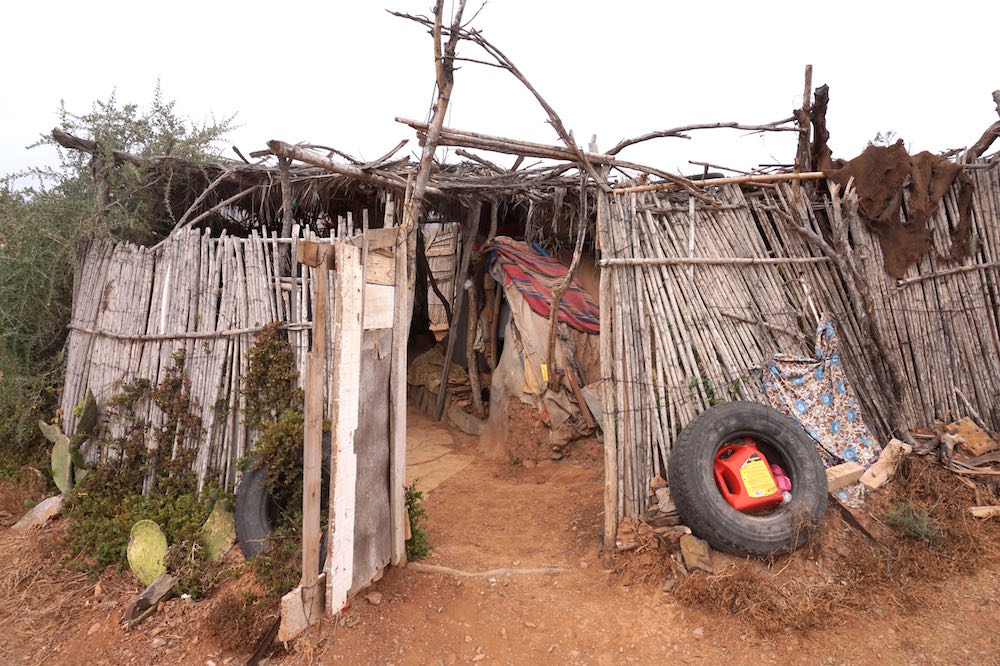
[{"x1": 739, "y1": 454, "x2": 778, "y2": 498}]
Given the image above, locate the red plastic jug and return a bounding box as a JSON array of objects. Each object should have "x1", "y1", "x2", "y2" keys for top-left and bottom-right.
[{"x1": 713, "y1": 440, "x2": 783, "y2": 513}]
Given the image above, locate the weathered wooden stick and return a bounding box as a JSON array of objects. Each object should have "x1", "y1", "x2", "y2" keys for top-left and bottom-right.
[
  {"x1": 466, "y1": 269, "x2": 484, "y2": 419},
  {"x1": 599, "y1": 255, "x2": 831, "y2": 267},
  {"x1": 545, "y1": 176, "x2": 587, "y2": 390},
  {"x1": 794, "y1": 65, "x2": 813, "y2": 173},
  {"x1": 267, "y1": 140, "x2": 441, "y2": 196},
  {"x1": 608, "y1": 117, "x2": 799, "y2": 156},
  {"x1": 386, "y1": 196, "x2": 408, "y2": 566},
  {"x1": 965, "y1": 90, "x2": 1000, "y2": 162},
  {"x1": 894, "y1": 260, "x2": 1000, "y2": 287},
  {"x1": 51, "y1": 127, "x2": 144, "y2": 167},
  {"x1": 596, "y1": 190, "x2": 619, "y2": 560},
  {"x1": 67, "y1": 321, "x2": 310, "y2": 340},
  {"x1": 299, "y1": 241, "x2": 329, "y2": 602},
  {"x1": 407, "y1": 562, "x2": 567, "y2": 578},
  {"x1": 398, "y1": 0, "x2": 466, "y2": 239},
  {"x1": 615, "y1": 171, "x2": 826, "y2": 195},
  {"x1": 970, "y1": 506, "x2": 1000, "y2": 519},
  {"x1": 433, "y1": 203, "x2": 480, "y2": 422}
]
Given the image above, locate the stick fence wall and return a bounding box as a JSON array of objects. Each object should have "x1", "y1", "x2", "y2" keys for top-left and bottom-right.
[
  {"x1": 601, "y1": 170, "x2": 1000, "y2": 519},
  {"x1": 61, "y1": 222, "x2": 371, "y2": 491}
]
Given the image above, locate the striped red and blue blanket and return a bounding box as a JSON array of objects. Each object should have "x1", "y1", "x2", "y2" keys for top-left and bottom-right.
[{"x1": 487, "y1": 236, "x2": 600, "y2": 335}]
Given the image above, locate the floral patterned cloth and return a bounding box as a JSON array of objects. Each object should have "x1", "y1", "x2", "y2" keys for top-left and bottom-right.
[{"x1": 762, "y1": 317, "x2": 881, "y2": 468}]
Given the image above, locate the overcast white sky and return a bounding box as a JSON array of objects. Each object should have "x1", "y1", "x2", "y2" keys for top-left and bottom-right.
[{"x1": 3, "y1": 1, "x2": 998, "y2": 181}]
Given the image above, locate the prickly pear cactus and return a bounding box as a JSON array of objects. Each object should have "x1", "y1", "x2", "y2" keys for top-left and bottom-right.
[
  {"x1": 200, "y1": 503, "x2": 236, "y2": 561},
  {"x1": 51, "y1": 433, "x2": 72, "y2": 494},
  {"x1": 127, "y1": 520, "x2": 168, "y2": 586}
]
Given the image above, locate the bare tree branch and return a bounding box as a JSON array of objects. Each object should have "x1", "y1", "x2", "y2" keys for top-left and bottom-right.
[
  {"x1": 391, "y1": 11, "x2": 615, "y2": 193},
  {"x1": 607, "y1": 118, "x2": 798, "y2": 156},
  {"x1": 546, "y1": 173, "x2": 588, "y2": 390}
]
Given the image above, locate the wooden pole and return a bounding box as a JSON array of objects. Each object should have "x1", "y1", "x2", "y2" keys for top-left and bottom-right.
[
  {"x1": 596, "y1": 186, "x2": 619, "y2": 561},
  {"x1": 614, "y1": 171, "x2": 827, "y2": 195},
  {"x1": 794, "y1": 65, "x2": 813, "y2": 173},
  {"x1": 965, "y1": 90, "x2": 1000, "y2": 162},
  {"x1": 266, "y1": 140, "x2": 440, "y2": 196},
  {"x1": 598, "y1": 256, "x2": 832, "y2": 267},
  {"x1": 433, "y1": 203, "x2": 480, "y2": 422},
  {"x1": 387, "y1": 195, "x2": 409, "y2": 566},
  {"x1": 279, "y1": 157, "x2": 294, "y2": 275},
  {"x1": 297, "y1": 240, "x2": 329, "y2": 614},
  {"x1": 398, "y1": 0, "x2": 467, "y2": 237},
  {"x1": 466, "y1": 267, "x2": 485, "y2": 419},
  {"x1": 545, "y1": 176, "x2": 588, "y2": 391}
]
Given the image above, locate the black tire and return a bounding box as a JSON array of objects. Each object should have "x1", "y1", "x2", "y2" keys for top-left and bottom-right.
[
  {"x1": 668, "y1": 401, "x2": 827, "y2": 555},
  {"x1": 234, "y1": 432, "x2": 330, "y2": 570},
  {"x1": 234, "y1": 465, "x2": 275, "y2": 558}
]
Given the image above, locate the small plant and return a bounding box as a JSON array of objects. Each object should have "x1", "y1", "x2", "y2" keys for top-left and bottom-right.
[
  {"x1": 885, "y1": 501, "x2": 941, "y2": 548},
  {"x1": 64, "y1": 351, "x2": 208, "y2": 569},
  {"x1": 249, "y1": 524, "x2": 302, "y2": 598},
  {"x1": 405, "y1": 481, "x2": 430, "y2": 561},
  {"x1": 241, "y1": 324, "x2": 315, "y2": 527},
  {"x1": 688, "y1": 374, "x2": 723, "y2": 406},
  {"x1": 243, "y1": 323, "x2": 303, "y2": 431}
]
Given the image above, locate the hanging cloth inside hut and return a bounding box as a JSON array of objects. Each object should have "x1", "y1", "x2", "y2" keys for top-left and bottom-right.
[
  {"x1": 761, "y1": 316, "x2": 881, "y2": 469},
  {"x1": 486, "y1": 236, "x2": 600, "y2": 334}
]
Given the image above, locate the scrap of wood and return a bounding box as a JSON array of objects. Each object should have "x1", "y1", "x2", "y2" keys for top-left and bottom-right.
[
  {"x1": 12, "y1": 495, "x2": 63, "y2": 532},
  {"x1": 407, "y1": 562, "x2": 567, "y2": 578},
  {"x1": 363, "y1": 283, "x2": 395, "y2": 330},
  {"x1": 278, "y1": 575, "x2": 326, "y2": 643},
  {"x1": 326, "y1": 242, "x2": 363, "y2": 614},
  {"x1": 826, "y1": 462, "x2": 865, "y2": 491},
  {"x1": 969, "y1": 506, "x2": 1000, "y2": 520},
  {"x1": 248, "y1": 615, "x2": 281, "y2": 665},
  {"x1": 347, "y1": 226, "x2": 396, "y2": 251},
  {"x1": 296, "y1": 241, "x2": 332, "y2": 269},
  {"x1": 363, "y1": 251, "x2": 396, "y2": 286},
  {"x1": 860, "y1": 439, "x2": 912, "y2": 490},
  {"x1": 830, "y1": 493, "x2": 893, "y2": 548},
  {"x1": 124, "y1": 572, "x2": 177, "y2": 628},
  {"x1": 948, "y1": 417, "x2": 999, "y2": 457},
  {"x1": 564, "y1": 366, "x2": 596, "y2": 429}
]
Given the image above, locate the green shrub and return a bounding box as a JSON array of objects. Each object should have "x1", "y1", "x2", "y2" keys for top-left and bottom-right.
[
  {"x1": 405, "y1": 481, "x2": 431, "y2": 561},
  {"x1": 64, "y1": 351, "x2": 207, "y2": 569},
  {"x1": 885, "y1": 501, "x2": 942, "y2": 548},
  {"x1": 0, "y1": 86, "x2": 232, "y2": 471}
]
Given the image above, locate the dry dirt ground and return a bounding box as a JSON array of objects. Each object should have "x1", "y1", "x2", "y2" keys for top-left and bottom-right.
[{"x1": 3, "y1": 409, "x2": 1000, "y2": 665}]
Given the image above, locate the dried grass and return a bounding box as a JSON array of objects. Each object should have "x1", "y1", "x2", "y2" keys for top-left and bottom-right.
[
  {"x1": 203, "y1": 590, "x2": 278, "y2": 652},
  {"x1": 610, "y1": 518, "x2": 678, "y2": 587},
  {"x1": 675, "y1": 457, "x2": 1000, "y2": 634},
  {"x1": 0, "y1": 468, "x2": 48, "y2": 527}
]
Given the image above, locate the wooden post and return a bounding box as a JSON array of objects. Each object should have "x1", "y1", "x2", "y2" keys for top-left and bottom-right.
[
  {"x1": 794, "y1": 65, "x2": 813, "y2": 173},
  {"x1": 466, "y1": 268, "x2": 485, "y2": 418},
  {"x1": 298, "y1": 241, "x2": 329, "y2": 613},
  {"x1": 278, "y1": 157, "x2": 294, "y2": 275},
  {"x1": 545, "y1": 177, "x2": 588, "y2": 391},
  {"x1": 597, "y1": 189, "x2": 619, "y2": 561},
  {"x1": 327, "y1": 241, "x2": 363, "y2": 613},
  {"x1": 278, "y1": 239, "x2": 338, "y2": 642},
  {"x1": 387, "y1": 196, "x2": 409, "y2": 566},
  {"x1": 433, "y1": 203, "x2": 481, "y2": 422}
]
